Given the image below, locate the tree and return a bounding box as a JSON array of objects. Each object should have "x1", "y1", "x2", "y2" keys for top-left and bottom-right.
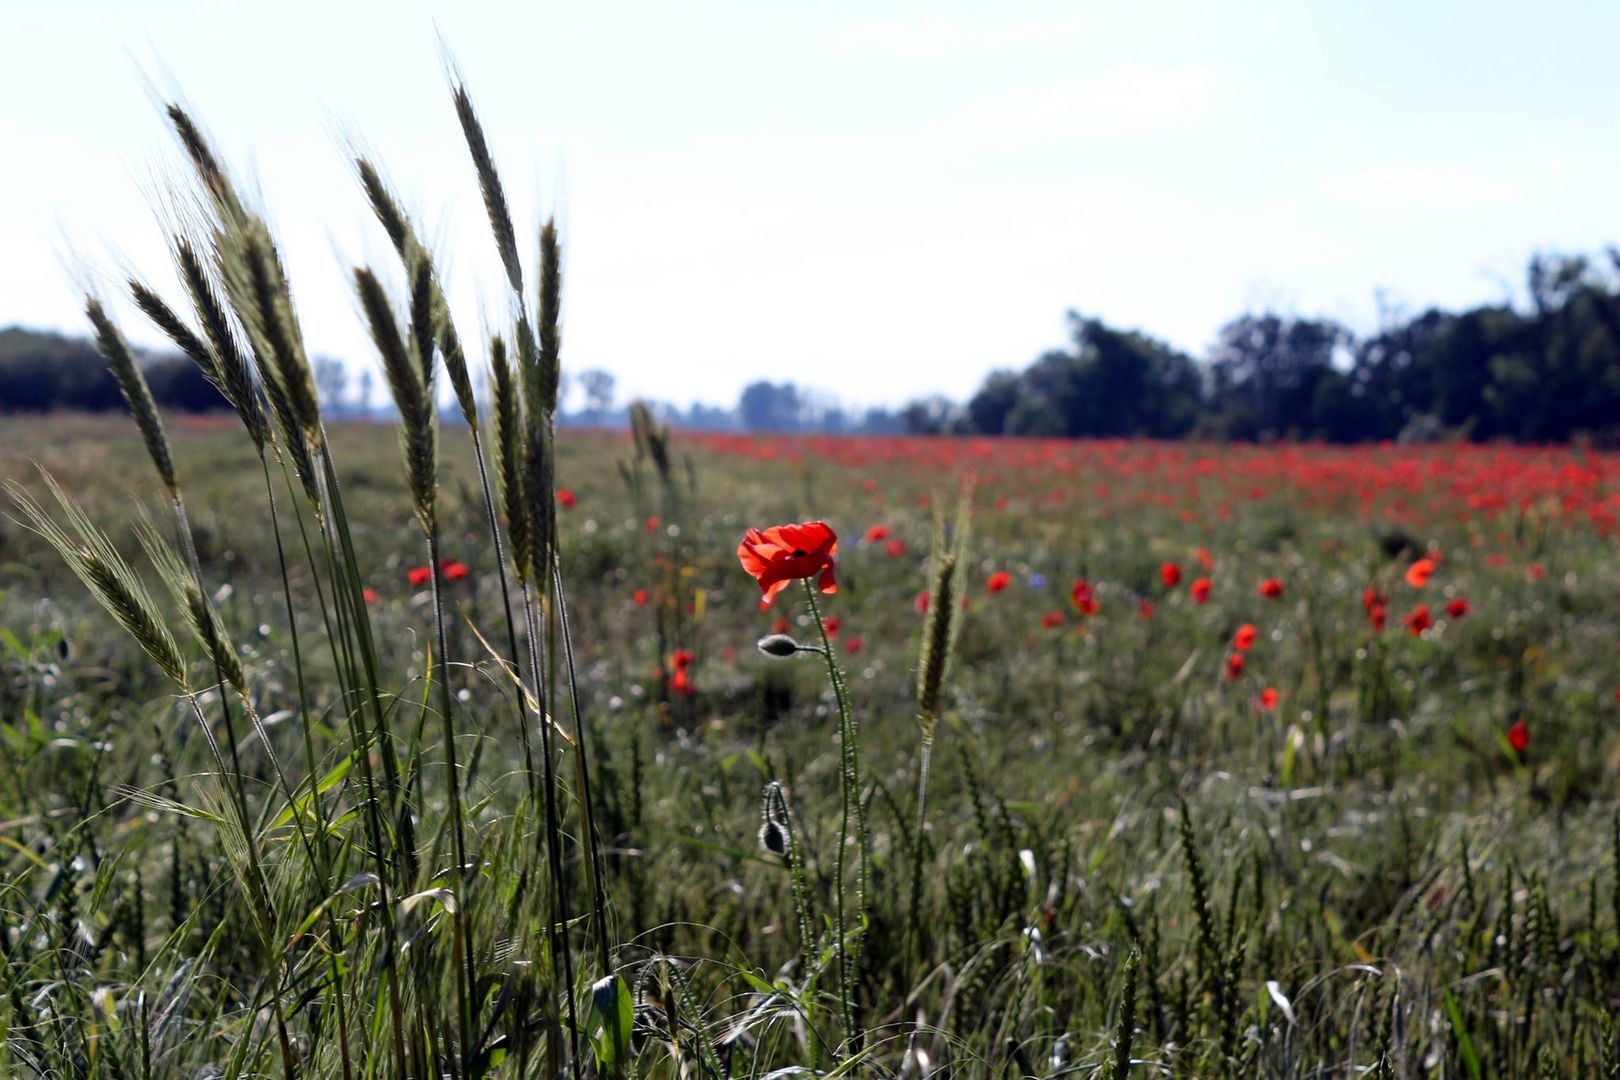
[
  {"x1": 579, "y1": 369, "x2": 617, "y2": 425},
  {"x1": 738, "y1": 381, "x2": 804, "y2": 432}
]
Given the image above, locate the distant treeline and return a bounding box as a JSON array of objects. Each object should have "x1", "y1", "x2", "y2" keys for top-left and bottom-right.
[
  {"x1": 0, "y1": 327, "x2": 226, "y2": 413},
  {"x1": 916, "y1": 252, "x2": 1620, "y2": 444},
  {"x1": 7, "y1": 251, "x2": 1619, "y2": 443}
]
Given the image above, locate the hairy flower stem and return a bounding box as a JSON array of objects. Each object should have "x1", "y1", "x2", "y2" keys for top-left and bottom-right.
[{"x1": 803, "y1": 580, "x2": 867, "y2": 1050}]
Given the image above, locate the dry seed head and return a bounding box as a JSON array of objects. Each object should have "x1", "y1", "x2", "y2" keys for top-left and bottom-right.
[
  {"x1": 490, "y1": 336, "x2": 531, "y2": 583},
  {"x1": 452, "y1": 80, "x2": 524, "y2": 295},
  {"x1": 355, "y1": 266, "x2": 436, "y2": 531},
  {"x1": 86, "y1": 297, "x2": 178, "y2": 498},
  {"x1": 129, "y1": 279, "x2": 218, "y2": 385},
  {"x1": 135, "y1": 510, "x2": 246, "y2": 695},
  {"x1": 223, "y1": 219, "x2": 322, "y2": 446},
  {"x1": 173, "y1": 235, "x2": 268, "y2": 451},
  {"x1": 917, "y1": 552, "x2": 956, "y2": 722},
  {"x1": 356, "y1": 157, "x2": 410, "y2": 254},
  {"x1": 537, "y1": 220, "x2": 562, "y2": 414},
  {"x1": 8, "y1": 476, "x2": 188, "y2": 689}
]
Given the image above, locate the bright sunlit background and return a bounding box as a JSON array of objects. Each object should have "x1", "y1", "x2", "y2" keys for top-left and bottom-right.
[{"x1": 4, "y1": 1, "x2": 1618, "y2": 410}]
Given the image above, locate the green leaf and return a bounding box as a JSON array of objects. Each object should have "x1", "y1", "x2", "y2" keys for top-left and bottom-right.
[
  {"x1": 1443, "y1": 987, "x2": 1482, "y2": 1080},
  {"x1": 585, "y1": 973, "x2": 634, "y2": 1077}
]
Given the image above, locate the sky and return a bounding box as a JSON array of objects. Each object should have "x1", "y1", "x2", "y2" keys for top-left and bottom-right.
[{"x1": 4, "y1": 1, "x2": 1619, "y2": 411}]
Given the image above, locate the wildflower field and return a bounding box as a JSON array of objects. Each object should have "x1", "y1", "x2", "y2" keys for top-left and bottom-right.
[{"x1": 6, "y1": 89, "x2": 1620, "y2": 1079}]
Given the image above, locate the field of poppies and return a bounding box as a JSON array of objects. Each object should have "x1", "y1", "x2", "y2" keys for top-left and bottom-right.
[
  {"x1": 5, "y1": 408, "x2": 1620, "y2": 1077},
  {"x1": 7, "y1": 76, "x2": 1620, "y2": 1079}
]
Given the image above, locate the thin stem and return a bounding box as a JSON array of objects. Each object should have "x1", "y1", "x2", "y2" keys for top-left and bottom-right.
[{"x1": 803, "y1": 580, "x2": 866, "y2": 1050}]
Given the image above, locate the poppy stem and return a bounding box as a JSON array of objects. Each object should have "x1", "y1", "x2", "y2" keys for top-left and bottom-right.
[{"x1": 802, "y1": 579, "x2": 866, "y2": 1052}]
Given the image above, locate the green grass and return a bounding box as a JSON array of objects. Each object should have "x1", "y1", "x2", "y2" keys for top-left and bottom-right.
[{"x1": 5, "y1": 413, "x2": 1620, "y2": 1077}]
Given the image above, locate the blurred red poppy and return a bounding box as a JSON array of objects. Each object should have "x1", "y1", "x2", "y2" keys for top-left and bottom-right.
[
  {"x1": 1403, "y1": 604, "x2": 1432, "y2": 636},
  {"x1": 442, "y1": 561, "x2": 470, "y2": 581},
  {"x1": 737, "y1": 520, "x2": 838, "y2": 607},
  {"x1": 864, "y1": 524, "x2": 890, "y2": 542},
  {"x1": 1446, "y1": 597, "x2": 1469, "y2": 619},
  {"x1": 633, "y1": 588, "x2": 650, "y2": 606},
  {"x1": 886, "y1": 539, "x2": 908, "y2": 557},
  {"x1": 1225, "y1": 652, "x2": 1245, "y2": 680},
  {"x1": 557, "y1": 488, "x2": 577, "y2": 508},
  {"x1": 1233, "y1": 623, "x2": 1258, "y2": 651},
  {"x1": 1138, "y1": 599, "x2": 1155, "y2": 621},
  {"x1": 844, "y1": 636, "x2": 863, "y2": 655},
  {"x1": 987, "y1": 571, "x2": 1012, "y2": 594},
  {"x1": 671, "y1": 648, "x2": 695, "y2": 670},
  {"x1": 823, "y1": 616, "x2": 842, "y2": 639},
  {"x1": 1259, "y1": 578, "x2": 1284, "y2": 600},
  {"x1": 1040, "y1": 610, "x2": 1064, "y2": 630},
  {"x1": 1070, "y1": 579, "x2": 1098, "y2": 615},
  {"x1": 407, "y1": 565, "x2": 432, "y2": 587},
  {"x1": 645, "y1": 516, "x2": 662, "y2": 533},
  {"x1": 1196, "y1": 547, "x2": 1215, "y2": 571},
  {"x1": 1257, "y1": 687, "x2": 1278, "y2": 710},
  {"x1": 670, "y1": 666, "x2": 696, "y2": 696},
  {"x1": 362, "y1": 587, "x2": 380, "y2": 605},
  {"x1": 1191, "y1": 577, "x2": 1212, "y2": 605},
  {"x1": 1369, "y1": 603, "x2": 1387, "y2": 632},
  {"x1": 1160, "y1": 562, "x2": 1182, "y2": 588},
  {"x1": 1404, "y1": 558, "x2": 1435, "y2": 588},
  {"x1": 914, "y1": 590, "x2": 931, "y2": 615}
]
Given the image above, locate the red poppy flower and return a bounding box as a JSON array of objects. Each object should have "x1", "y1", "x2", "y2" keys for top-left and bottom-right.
[
  {"x1": 1040, "y1": 610, "x2": 1064, "y2": 630},
  {"x1": 1233, "y1": 623, "x2": 1258, "y2": 652},
  {"x1": 1070, "y1": 579, "x2": 1098, "y2": 616},
  {"x1": 1507, "y1": 719, "x2": 1529, "y2": 754},
  {"x1": 1362, "y1": 586, "x2": 1387, "y2": 614},
  {"x1": 1257, "y1": 687, "x2": 1278, "y2": 710},
  {"x1": 914, "y1": 590, "x2": 931, "y2": 615},
  {"x1": 557, "y1": 488, "x2": 577, "y2": 509},
  {"x1": 823, "y1": 616, "x2": 842, "y2": 639},
  {"x1": 645, "y1": 516, "x2": 662, "y2": 533},
  {"x1": 633, "y1": 588, "x2": 650, "y2": 606},
  {"x1": 886, "y1": 539, "x2": 907, "y2": 557},
  {"x1": 1259, "y1": 578, "x2": 1284, "y2": 600},
  {"x1": 670, "y1": 648, "x2": 695, "y2": 670},
  {"x1": 1160, "y1": 562, "x2": 1182, "y2": 588},
  {"x1": 442, "y1": 561, "x2": 470, "y2": 582},
  {"x1": 1403, "y1": 604, "x2": 1432, "y2": 636},
  {"x1": 1190, "y1": 577, "x2": 1212, "y2": 605},
  {"x1": 987, "y1": 570, "x2": 1012, "y2": 594},
  {"x1": 670, "y1": 666, "x2": 696, "y2": 696},
  {"x1": 407, "y1": 564, "x2": 432, "y2": 587},
  {"x1": 1138, "y1": 599, "x2": 1155, "y2": 621},
  {"x1": 1196, "y1": 547, "x2": 1215, "y2": 571},
  {"x1": 362, "y1": 587, "x2": 380, "y2": 605},
  {"x1": 844, "y1": 636, "x2": 863, "y2": 655},
  {"x1": 1446, "y1": 597, "x2": 1469, "y2": 619},
  {"x1": 864, "y1": 524, "x2": 890, "y2": 542},
  {"x1": 1224, "y1": 652, "x2": 1245, "y2": 680},
  {"x1": 1368, "y1": 603, "x2": 1387, "y2": 632},
  {"x1": 737, "y1": 520, "x2": 839, "y2": 607},
  {"x1": 1528, "y1": 563, "x2": 1547, "y2": 580},
  {"x1": 1404, "y1": 558, "x2": 1435, "y2": 589}
]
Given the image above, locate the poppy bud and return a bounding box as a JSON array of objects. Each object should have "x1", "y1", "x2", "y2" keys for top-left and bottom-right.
[
  {"x1": 757, "y1": 634, "x2": 801, "y2": 658},
  {"x1": 759, "y1": 820, "x2": 789, "y2": 857}
]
